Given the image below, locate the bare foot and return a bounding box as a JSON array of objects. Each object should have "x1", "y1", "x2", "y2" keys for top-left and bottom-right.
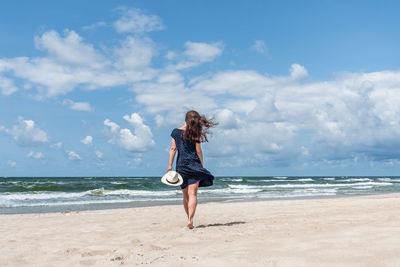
[{"x1": 187, "y1": 221, "x2": 194, "y2": 229}]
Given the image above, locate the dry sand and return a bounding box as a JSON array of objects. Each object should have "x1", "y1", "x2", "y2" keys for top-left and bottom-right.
[{"x1": 1, "y1": 194, "x2": 400, "y2": 266}]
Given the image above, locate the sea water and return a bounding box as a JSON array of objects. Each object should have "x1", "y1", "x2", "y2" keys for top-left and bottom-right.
[{"x1": 1, "y1": 176, "x2": 399, "y2": 214}]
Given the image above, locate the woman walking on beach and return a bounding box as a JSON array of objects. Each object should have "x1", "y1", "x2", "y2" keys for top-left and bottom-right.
[{"x1": 167, "y1": 110, "x2": 217, "y2": 229}]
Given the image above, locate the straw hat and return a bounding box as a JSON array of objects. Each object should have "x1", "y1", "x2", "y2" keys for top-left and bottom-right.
[{"x1": 161, "y1": 171, "x2": 183, "y2": 186}]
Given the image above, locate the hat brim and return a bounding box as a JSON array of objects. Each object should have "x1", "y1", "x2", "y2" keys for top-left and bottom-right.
[{"x1": 161, "y1": 171, "x2": 183, "y2": 186}]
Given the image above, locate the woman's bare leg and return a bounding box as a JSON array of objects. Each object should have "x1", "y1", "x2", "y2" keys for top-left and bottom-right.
[
  {"x1": 182, "y1": 187, "x2": 189, "y2": 218},
  {"x1": 187, "y1": 182, "x2": 199, "y2": 229}
]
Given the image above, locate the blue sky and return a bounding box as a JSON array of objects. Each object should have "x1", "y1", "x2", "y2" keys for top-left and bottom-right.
[{"x1": 1, "y1": 0, "x2": 400, "y2": 176}]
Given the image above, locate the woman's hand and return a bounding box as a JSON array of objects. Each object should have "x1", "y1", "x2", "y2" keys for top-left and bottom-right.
[{"x1": 166, "y1": 166, "x2": 172, "y2": 173}]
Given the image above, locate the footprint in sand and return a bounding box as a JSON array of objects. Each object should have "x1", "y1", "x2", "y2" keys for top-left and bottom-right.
[{"x1": 110, "y1": 255, "x2": 124, "y2": 261}]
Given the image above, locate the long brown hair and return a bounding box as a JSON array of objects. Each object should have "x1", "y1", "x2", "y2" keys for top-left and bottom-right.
[{"x1": 183, "y1": 110, "x2": 217, "y2": 143}]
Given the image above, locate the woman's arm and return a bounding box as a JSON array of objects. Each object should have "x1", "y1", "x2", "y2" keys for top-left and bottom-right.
[
  {"x1": 167, "y1": 138, "x2": 177, "y2": 172},
  {"x1": 196, "y1": 142, "x2": 203, "y2": 167}
]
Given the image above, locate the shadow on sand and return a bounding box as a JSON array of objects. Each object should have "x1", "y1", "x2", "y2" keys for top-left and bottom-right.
[{"x1": 196, "y1": 221, "x2": 246, "y2": 228}]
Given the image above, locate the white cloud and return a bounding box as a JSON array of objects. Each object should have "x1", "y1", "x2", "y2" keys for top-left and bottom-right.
[
  {"x1": 113, "y1": 36, "x2": 156, "y2": 82},
  {"x1": 104, "y1": 113, "x2": 155, "y2": 152},
  {"x1": 82, "y1": 21, "x2": 107, "y2": 31},
  {"x1": 27, "y1": 151, "x2": 45, "y2": 159},
  {"x1": 63, "y1": 99, "x2": 92, "y2": 112},
  {"x1": 2, "y1": 8, "x2": 400, "y2": 169},
  {"x1": 7, "y1": 160, "x2": 16, "y2": 168},
  {"x1": 0, "y1": 12, "x2": 220, "y2": 101},
  {"x1": 132, "y1": 58, "x2": 400, "y2": 165},
  {"x1": 170, "y1": 41, "x2": 223, "y2": 70},
  {"x1": 0, "y1": 30, "x2": 127, "y2": 98},
  {"x1": 184, "y1": 41, "x2": 223, "y2": 63},
  {"x1": 290, "y1": 63, "x2": 308, "y2": 80},
  {"x1": 0, "y1": 76, "x2": 18, "y2": 95},
  {"x1": 51, "y1": 142, "x2": 63, "y2": 149},
  {"x1": 214, "y1": 109, "x2": 240, "y2": 129},
  {"x1": 1, "y1": 117, "x2": 49, "y2": 146},
  {"x1": 35, "y1": 30, "x2": 107, "y2": 69},
  {"x1": 104, "y1": 119, "x2": 120, "y2": 132},
  {"x1": 249, "y1": 40, "x2": 267, "y2": 54},
  {"x1": 95, "y1": 150, "x2": 103, "y2": 159},
  {"x1": 67, "y1": 151, "x2": 81, "y2": 161},
  {"x1": 81, "y1": 136, "x2": 93, "y2": 145},
  {"x1": 165, "y1": 51, "x2": 177, "y2": 60},
  {"x1": 192, "y1": 70, "x2": 275, "y2": 97},
  {"x1": 114, "y1": 7, "x2": 164, "y2": 34}
]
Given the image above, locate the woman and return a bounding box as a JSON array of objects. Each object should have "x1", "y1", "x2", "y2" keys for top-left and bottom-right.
[{"x1": 167, "y1": 110, "x2": 217, "y2": 229}]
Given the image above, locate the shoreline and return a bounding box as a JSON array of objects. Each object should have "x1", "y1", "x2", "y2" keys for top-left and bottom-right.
[
  {"x1": 1, "y1": 193, "x2": 400, "y2": 266},
  {"x1": 1, "y1": 191, "x2": 398, "y2": 215}
]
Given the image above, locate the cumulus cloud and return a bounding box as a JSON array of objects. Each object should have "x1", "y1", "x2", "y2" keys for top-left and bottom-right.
[
  {"x1": 184, "y1": 41, "x2": 223, "y2": 63},
  {"x1": 249, "y1": 40, "x2": 267, "y2": 54},
  {"x1": 0, "y1": 30, "x2": 128, "y2": 98},
  {"x1": 27, "y1": 151, "x2": 45, "y2": 159},
  {"x1": 132, "y1": 56, "x2": 400, "y2": 166},
  {"x1": 1, "y1": 117, "x2": 49, "y2": 146},
  {"x1": 114, "y1": 7, "x2": 164, "y2": 33},
  {"x1": 290, "y1": 63, "x2": 308, "y2": 80},
  {"x1": 171, "y1": 41, "x2": 223, "y2": 70},
  {"x1": 63, "y1": 99, "x2": 92, "y2": 111},
  {"x1": 104, "y1": 113, "x2": 155, "y2": 152},
  {"x1": 34, "y1": 29, "x2": 107, "y2": 68},
  {"x1": 81, "y1": 136, "x2": 93, "y2": 145},
  {"x1": 113, "y1": 36, "x2": 156, "y2": 81},
  {"x1": 67, "y1": 151, "x2": 81, "y2": 161},
  {"x1": 0, "y1": 10, "x2": 220, "y2": 101},
  {"x1": 214, "y1": 109, "x2": 241, "y2": 129}
]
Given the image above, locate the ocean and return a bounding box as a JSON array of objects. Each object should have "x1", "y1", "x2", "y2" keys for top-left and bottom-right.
[{"x1": 1, "y1": 176, "x2": 399, "y2": 214}]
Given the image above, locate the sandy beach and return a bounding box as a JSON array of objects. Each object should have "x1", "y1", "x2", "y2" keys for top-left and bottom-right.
[{"x1": 1, "y1": 193, "x2": 400, "y2": 266}]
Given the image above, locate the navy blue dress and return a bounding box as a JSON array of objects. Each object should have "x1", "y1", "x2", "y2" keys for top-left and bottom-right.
[{"x1": 171, "y1": 128, "x2": 214, "y2": 189}]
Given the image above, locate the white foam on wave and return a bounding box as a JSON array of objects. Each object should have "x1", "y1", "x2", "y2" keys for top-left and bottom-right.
[
  {"x1": 261, "y1": 179, "x2": 288, "y2": 182},
  {"x1": 198, "y1": 187, "x2": 263, "y2": 195},
  {"x1": 323, "y1": 178, "x2": 335, "y2": 181},
  {"x1": 257, "y1": 192, "x2": 337, "y2": 199},
  {"x1": 110, "y1": 181, "x2": 127, "y2": 185},
  {"x1": 265, "y1": 182, "x2": 392, "y2": 188},
  {"x1": 378, "y1": 178, "x2": 400, "y2": 183},
  {"x1": 0, "y1": 188, "x2": 178, "y2": 201},
  {"x1": 0, "y1": 191, "x2": 87, "y2": 201},
  {"x1": 292, "y1": 188, "x2": 337, "y2": 194},
  {"x1": 272, "y1": 176, "x2": 288, "y2": 179},
  {"x1": 231, "y1": 188, "x2": 263, "y2": 194},
  {"x1": 99, "y1": 189, "x2": 177, "y2": 197},
  {"x1": 341, "y1": 178, "x2": 371, "y2": 182},
  {"x1": 220, "y1": 178, "x2": 243, "y2": 182},
  {"x1": 228, "y1": 185, "x2": 256, "y2": 189},
  {"x1": 229, "y1": 181, "x2": 392, "y2": 189},
  {"x1": 0, "y1": 197, "x2": 183, "y2": 208},
  {"x1": 352, "y1": 186, "x2": 373, "y2": 189},
  {"x1": 296, "y1": 178, "x2": 314, "y2": 182},
  {"x1": 200, "y1": 187, "x2": 263, "y2": 194}
]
